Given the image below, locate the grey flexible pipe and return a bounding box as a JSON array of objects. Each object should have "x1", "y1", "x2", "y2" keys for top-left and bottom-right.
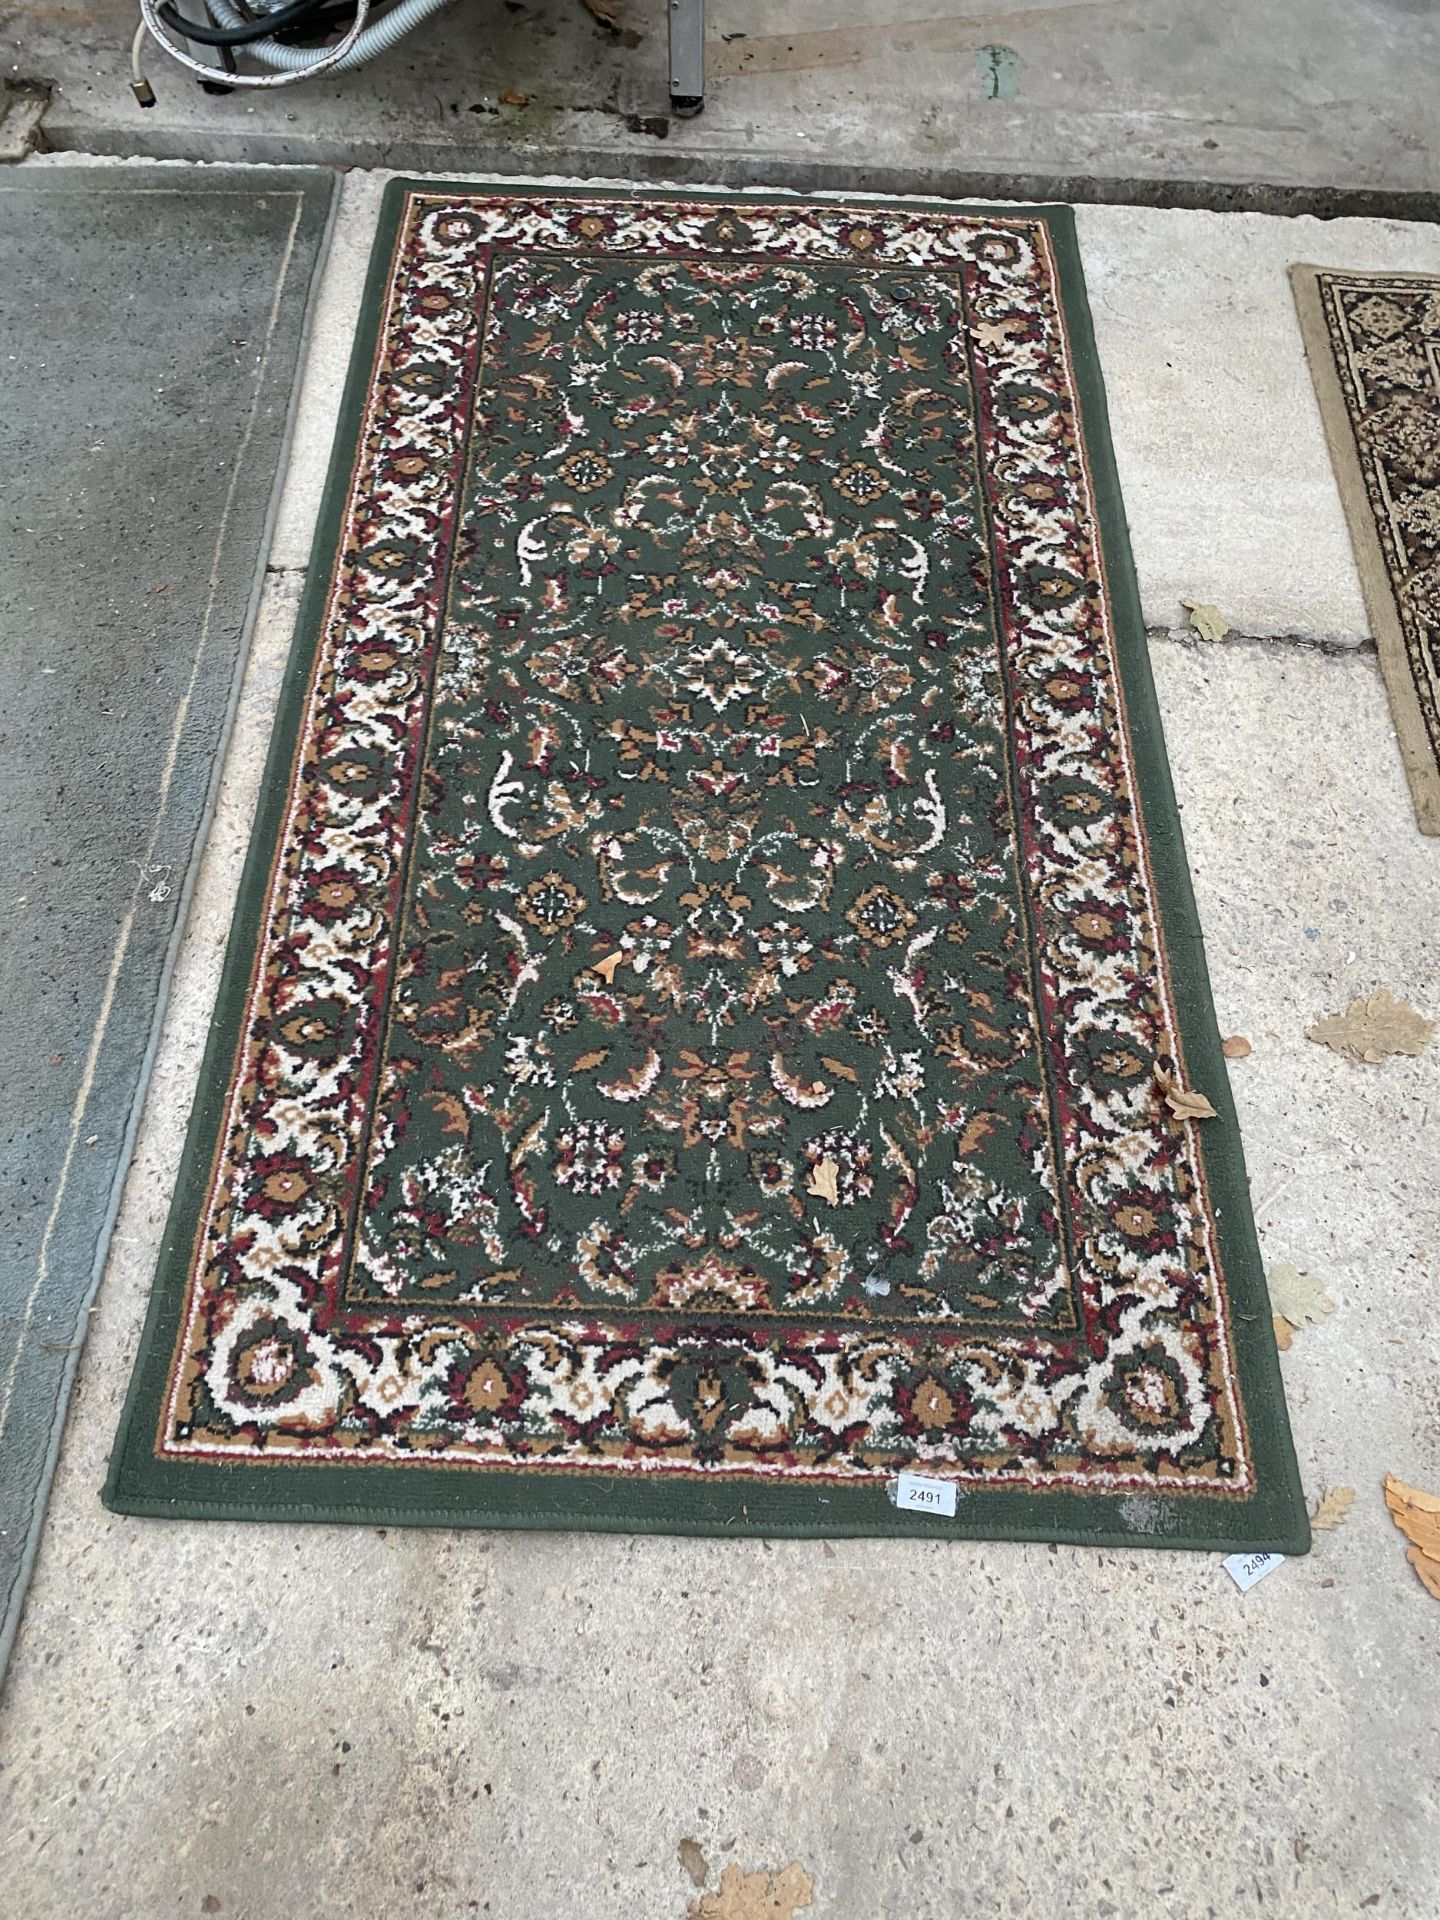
[
  {"x1": 204, "y1": 0, "x2": 453, "y2": 73},
  {"x1": 137, "y1": 0, "x2": 371, "y2": 88}
]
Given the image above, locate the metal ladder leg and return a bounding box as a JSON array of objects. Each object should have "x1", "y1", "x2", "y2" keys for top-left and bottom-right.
[{"x1": 668, "y1": 0, "x2": 705, "y2": 117}]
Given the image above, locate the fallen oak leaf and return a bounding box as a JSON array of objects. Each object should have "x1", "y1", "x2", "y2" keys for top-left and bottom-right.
[
  {"x1": 1273, "y1": 1315, "x2": 1294, "y2": 1352},
  {"x1": 1267, "y1": 1261, "x2": 1335, "y2": 1340},
  {"x1": 581, "y1": 0, "x2": 620, "y2": 19},
  {"x1": 1384, "y1": 1473, "x2": 1440, "y2": 1600},
  {"x1": 1408, "y1": 1552, "x2": 1440, "y2": 1602},
  {"x1": 1221, "y1": 1034, "x2": 1252, "y2": 1060},
  {"x1": 1310, "y1": 1486, "x2": 1356, "y2": 1532},
  {"x1": 690, "y1": 1863, "x2": 814, "y2": 1920},
  {"x1": 1156, "y1": 1069, "x2": 1218, "y2": 1122},
  {"x1": 1306, "y1": 988, "x2": 1435, "y2": 1064},
  {"x1": 499, "y1": 87, "x2": 529, "y2": 107},
  {"x1": 806, "y1": 1157, "x2": 840, "y2": 1205},
  {"x1": 1180, "y1": 596, "x2": 1230, "y2": 643}
]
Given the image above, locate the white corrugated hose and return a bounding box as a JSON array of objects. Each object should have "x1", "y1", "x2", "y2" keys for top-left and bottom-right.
[
  {"x1": 135, "y1": 0, "x2": 452, "y2": 92},
  {"x1": 206, "y1": 0, "x2": 454, "y2": 74}
]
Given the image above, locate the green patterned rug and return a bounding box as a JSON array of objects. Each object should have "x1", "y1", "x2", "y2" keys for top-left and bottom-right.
[{"x1": 106, "y1": 184, "x2": 1307, "y2": 1552}]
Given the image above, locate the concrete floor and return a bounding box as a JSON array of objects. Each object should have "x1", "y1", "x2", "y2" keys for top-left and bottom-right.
[
  {"x1": 0, "y1": 161, "x2": 335, "y2": 1679},
  {"x1": 6, "y1": 0, "x2": 1440, "y2": 207},
  {"x1": 1, "y1": 165, "x2": 1439, "y2": 1918}
]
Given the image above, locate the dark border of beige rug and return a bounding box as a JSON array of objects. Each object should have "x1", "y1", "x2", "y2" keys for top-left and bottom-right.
[{"x1": 1292, "y1": 265, "x2": 1440, "y2": 835}]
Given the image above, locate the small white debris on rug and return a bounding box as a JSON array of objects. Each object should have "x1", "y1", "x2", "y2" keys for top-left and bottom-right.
[{"x1": 805, "y1": 1157, "x2": 840, "y2": 1204}]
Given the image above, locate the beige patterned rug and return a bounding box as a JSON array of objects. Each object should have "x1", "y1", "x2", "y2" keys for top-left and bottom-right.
[{"x1": 1293, "y1": 265, "x2": 1440, "y2": 835}]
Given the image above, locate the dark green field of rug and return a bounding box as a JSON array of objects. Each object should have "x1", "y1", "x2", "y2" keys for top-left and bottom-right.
[
  {"x1": 0, "y1": 165, "x2": 335, "y2": 1675},
  {"x1": 105, "y1": 184, "x2": 1308, "y2": 1554}
]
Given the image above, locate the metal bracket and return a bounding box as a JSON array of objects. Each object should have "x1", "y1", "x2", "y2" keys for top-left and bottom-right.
[{"x1": 667, "y1": 0, "x2": 704, "y2": 117}]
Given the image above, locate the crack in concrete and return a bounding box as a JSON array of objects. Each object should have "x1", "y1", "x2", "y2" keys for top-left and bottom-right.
[
  {"x1": 1148, "y1": 624, "x2": 1377, "y2": 659},
  {"x1": 250, "y1": 582, "x2": 1377, "y2": 661}
]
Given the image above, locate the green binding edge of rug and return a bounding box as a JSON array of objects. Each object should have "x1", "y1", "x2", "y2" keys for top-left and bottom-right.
[{"x1": 105, "y1": 181, "x2": 1310, "y2": 1554}]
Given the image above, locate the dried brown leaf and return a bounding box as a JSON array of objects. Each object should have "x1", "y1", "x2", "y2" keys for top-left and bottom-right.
[
  {"x1": 1384, "y1": 1473, "x2": 1440, "y2": 1600},
  {"x1": 1310, "y1": 1486, "x2": 1356, "y2": 1532},
  {"x1": 806, "y1": 1157, "x2": 840, "y2": 1205},
  {"x1": 1180, "y1": 596, "x2": 1230, "y2": 644},
  {"x1": 1273, "y1": 1314, "x2": 1294, "y2": 1351},
  {"x1": 1385, "y1": 1474, "x2": 1440, "y2": 1545},
  {"x1": 581, "y1": 0, "x2": 620, "y2": 20},
  {"x1": 1306, "y1": 989, "x2": 1435, "y2": 1063},
  {"x1": 1386, "y1": 1474, "x2": 1440, "y2": 1521},
  {"x1": 499, "y1": 88, "x2": 529, "y2": 107},
  {"x1": 678, "y1": 1838, "x2": 709, "y2": 1890},
  {"x1": 1156, "y1": 1070, "x2": 1218, "y2": 1122},
  {"x1": 1406, "y1": 1547, "x2": 1440, "y2": 1600},
  {"x1": 1267, "y1": 1262, "x2": 1335, "y2": 1335},
  {"x1": 591, "y1": 951, "x2": 625, "y2": 983},
  {"x1": 690, "y1": 1864, "x2": 814, "y2": 1920},
  {"x1": 1221, "y1": 1034, "x2": 1252, "y2": 1060}
]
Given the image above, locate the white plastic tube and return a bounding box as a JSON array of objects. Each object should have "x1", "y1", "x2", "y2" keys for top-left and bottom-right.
[
  {"x1": 205, "y1": 0, "x2": 453, "y2": 73},
  {"x1": 138, "y1": 0, "x2": 371, "y2": 88}
]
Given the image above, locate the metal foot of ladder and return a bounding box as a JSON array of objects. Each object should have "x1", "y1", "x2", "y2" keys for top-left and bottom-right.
[{"x1": 668, "y1": 0, "x2": 704, "y2": 117}]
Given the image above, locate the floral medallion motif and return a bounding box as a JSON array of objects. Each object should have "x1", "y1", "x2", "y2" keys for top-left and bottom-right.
[{"x1": 119, "y1": 190, "x2": 1295, "y2": 1524}]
